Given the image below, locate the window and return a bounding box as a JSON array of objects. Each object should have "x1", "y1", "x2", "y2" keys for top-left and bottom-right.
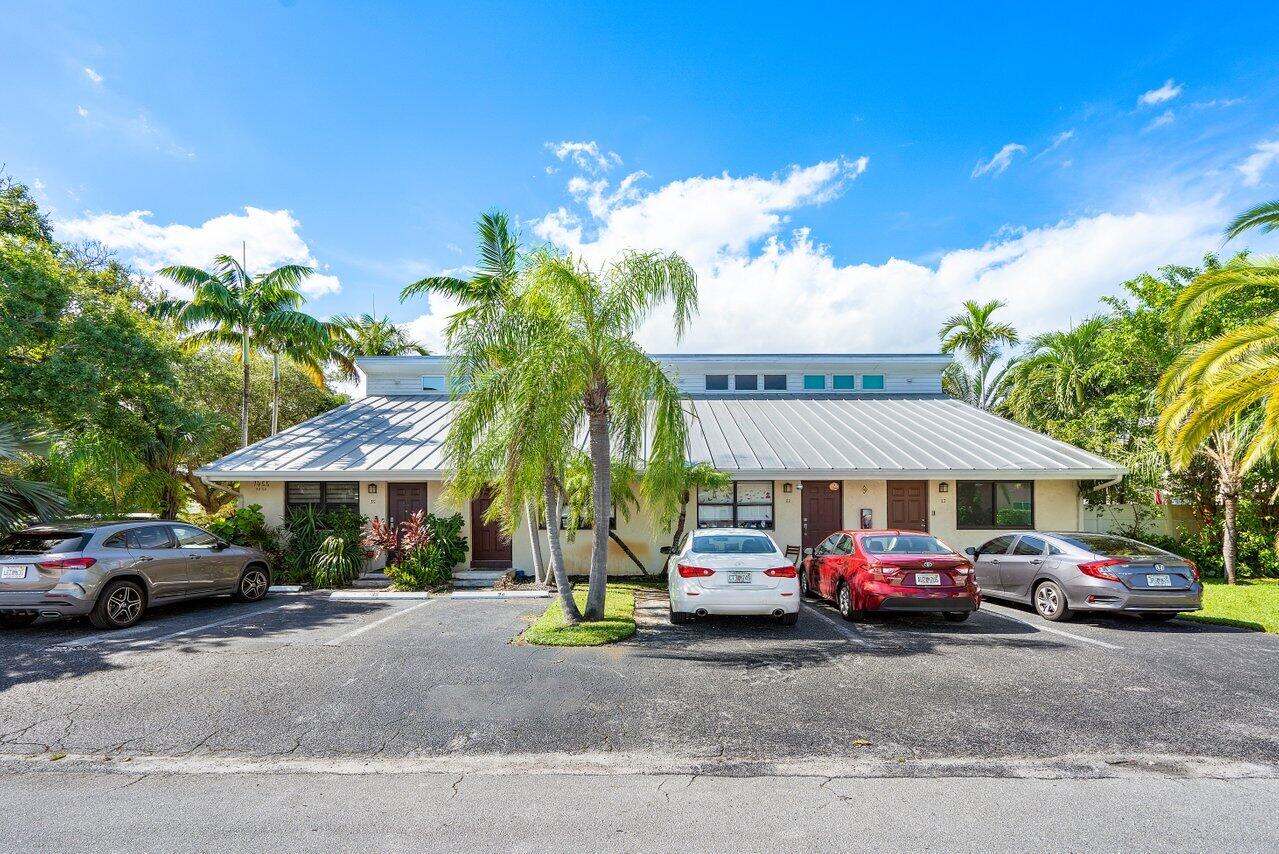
[
  {"x1": 734, "y1": 374, "x2": 758, "y2": 391},
  {"x1": 690, "y1": 534, "x2": 778, "y2": 554},
  {"x1": 977, "y1": 535, "x2": 1016, "y2": 557},
  {"x1": 420, "y1": 375, "x2": 447, "y2": 392},
  {"x1": 860, "y1": 534, "x2": 953, "y2": 555},
  {"x1": 803, "y1": 374, "x2": 825, "y2": 390},
  {"x1": 833, "y1": 375, "x2": 855, "y2": 390},
  {"x1": 1012, "y1": 535, "x2": 1046, "y2": 556},
  {"x1": 763, "y1": 374, "x2": 787, "y2": 391},
  {"x1": 0, "y1": 532, "x2": 90, "y2": 555},
  {"x1": 1054, "y1": 534, "x2": 1170, "y2": 557},
  {"x1": 705, "y1": 374, "x2": 729, "y2": 391},
  {"x1": 287, "y1": 481, "x2": 361, "y2": 513},
  {"x1": 862, "y1": 374, "x2": 885, "y2": 390},
  {"x1": 126, "y1": 526, "x2": 174, "y2": 550},
  {"x1": 814, "y1": 534, "x2": 839, "y2": 556},
  {"x1": 832, "y1": 535, "x2": 854, "y2": 555},
  {"x1": 172, "y1": 524, "x2": 218, "y2": 548},
  {"x1": 957, "y1": 481, "x2": 1034, "y2": 529},
  {"x1": 696, "y1": 480, "x2": 775, "y2": 529}
]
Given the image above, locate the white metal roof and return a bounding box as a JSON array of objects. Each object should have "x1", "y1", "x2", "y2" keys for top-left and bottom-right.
[{"x1": 198, "y1": 393, "x2": 1123, "y2": 482}]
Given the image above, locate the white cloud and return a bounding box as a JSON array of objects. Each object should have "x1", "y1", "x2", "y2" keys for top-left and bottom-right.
[
  {"x1": 55, "y1": 207, "x2": 341, "y2": 299},
  {"x1": 83, "y1": 66, "x2": 103, "y2": 84},
  {"x1": 76, "y1": 105, "x2": 88, "y2": 118},
  {"x1": 531, "y1": 155, "x2": 1226, "y2": 355},
  {"x1": 1144, "y1": 109, "x2": 1175, "y2": 131},
  {"x1": 1238, "y1": 140, "x2": 1279, "y2": 187},
  {"x1": 1192, "y1": 97, "x2": 1244, "y2": 109},
  {"x1": 971, "y1": 143, "x2": 1026, "y2": 178},
  {"x1": 1139, "y1": 79, "x2": 1183, "y2": 106},
  {"x1": 545, "y1": 140, "x2": 623, "y2": 174},
  {"x1": 1035, "y1": 130, "x2": 1075, "y2": 159}
]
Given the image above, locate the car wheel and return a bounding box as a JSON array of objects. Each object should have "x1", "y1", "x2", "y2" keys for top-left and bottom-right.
[
  {"x1": 669, "y1": 606, "x2": 691, "y2": 624},
  {"x1": 233, "y1": 566, "x2": 271, "y2": 602},
  {"x1": 1033, "y1": 580, "x2": 1072, "y2": 622},
  {"x1": 1140, "y1": 612, "x2": 1178, "y2": 623},
  {"x1": 778, "y1": 611, "x2": 799, "y2": 627},
  {"x1": 799, "y1": 568, "x2": 816, "y2": 599},
  {"x1": 0, "y1": 613, "x2": 39, "y2": 629},
  {"x1": 943, "y1": 611, "x2": 970, "y2": 623},
  {"x1": 89, "y1": 579, "x2": 147, "y2": 630},
  {"x1": 837, "y1": 583, "x2": 861, "y2": 622}
]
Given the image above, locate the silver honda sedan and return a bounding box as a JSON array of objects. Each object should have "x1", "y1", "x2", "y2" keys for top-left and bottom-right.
[
  {"x1": 0, "y1": 520, "x2": 272, "y2": 630},
  {"x1": 966, "y1": 531, "x2": 1202, "y2": 623}
]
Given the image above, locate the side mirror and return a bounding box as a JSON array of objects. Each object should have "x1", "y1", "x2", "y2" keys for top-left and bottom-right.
[
  {"x1": 803, "y1": 547, "x2": 814, "y2": 557},
  {"x1": 214, "y1": 539, "x2": 230, "y2": 551},
  {"x1": 964, "y1": 546, "x2": 977, "y2": 557},
  {"x1": 659, "y1": 545, "x2": 673, "y2": 555}
]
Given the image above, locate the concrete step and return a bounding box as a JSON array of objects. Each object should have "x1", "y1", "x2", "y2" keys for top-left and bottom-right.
[
  {"x1": 452, "y1": 569, "x2": 512, "y2": 589},
  {"x1": 351, "y1": 575, "x2": 393, "y2": 589}
]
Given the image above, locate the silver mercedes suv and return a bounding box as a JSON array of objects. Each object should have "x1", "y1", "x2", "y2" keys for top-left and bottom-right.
[{"x1": 0, "y1": 520, "x2": 272, "y2": 630}]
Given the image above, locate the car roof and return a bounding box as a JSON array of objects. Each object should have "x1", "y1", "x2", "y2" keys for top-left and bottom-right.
[
  {"x1": 691, "y1": 528, "x2": 776, "y2": 536},
  {"x1": 15, "y1": 519, "x2": 173, "y2": 534},
  {"x1": 840, "y1": 529, "x2": 932, "y2": 537}
]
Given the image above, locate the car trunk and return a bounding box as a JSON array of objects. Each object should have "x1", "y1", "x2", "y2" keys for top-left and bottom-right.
[
  {"x1": 1103, "y1": 557, "x2": 1196, "y2": 591},
  {"x1": 0, "y1": 532, "x2": 88, "y2": 593},
  {"x1": 683, "y1": 553, "x2": 790, "y2": 590},
  {"x1": 871, "y1": 554, "x2": 970, "y2": 589}
]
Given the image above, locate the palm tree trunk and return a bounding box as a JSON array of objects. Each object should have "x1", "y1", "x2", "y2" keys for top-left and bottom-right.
[
  {"x1": 524, "y1": 499, "x2": 546, "y2": 585},
  {"x1": 1222, "y1": 488, "x2": 1239, "y2": 585},
  {"x1": 669, "y1": 488, "x2": 691, "y2": 557},
  {"x1": 271, "y1": 352, "x2": 281, "y2": 436},
  {"x1": 240, "y1": 330, "x2": 251, "y2": 448},
  {"x1": 544, "y1": 471, "x2": 580, "y2": 622},
  {"x1": 584, "y1": 405, "x2": 611, "y2": 621}
]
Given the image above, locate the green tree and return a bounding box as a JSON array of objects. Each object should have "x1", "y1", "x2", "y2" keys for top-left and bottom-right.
[
  {"x1": 0, "y1": 424, "x2": 66, "y2": 533},
  {"x1": 1002, "y1": 318, "x2": 1108, "y2": 424},
  {"x1": 331, "y1": 313, "x2": 430, "y2": 380},
  {"x1": 155, "y1": 255, "x2": 328, "y2": 447},
  {"x1": 662, "y1": 463, "x2": 731, "y2": 558},
  {"x1": 938, "y1": 299, "x2": 1019, "y2": 411}
]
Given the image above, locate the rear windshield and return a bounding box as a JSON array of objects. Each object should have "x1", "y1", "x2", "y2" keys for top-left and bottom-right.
[
  {"x1": 860, "y1": 535, "x2": 953, "y2": 555},
  {"x1": 0, "y1": 532, "x2": 88, "y2": 556},
  {"x1": 691, "y1": 534, "x2": 777, "y2": 555},
  {"x1": 1055, "y1": 534, "x2": 1169, "y2": 557}
]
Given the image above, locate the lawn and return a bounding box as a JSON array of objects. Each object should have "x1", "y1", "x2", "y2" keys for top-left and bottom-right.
[
  {"x1": 518, "y1": 581, "x2": 645, "y2": 646},
  {"x1": 1181, "y1": 579, "x2": 1279, "y2": 633}
]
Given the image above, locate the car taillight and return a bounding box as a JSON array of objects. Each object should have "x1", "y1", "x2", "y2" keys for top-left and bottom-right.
[
  {"x1": 1078, "y1": 559, "x2": 1126, "y2": 581},
  {"x1": 764, "y1": 566, "x2": 797, "y2": 578},
  {"x1": 865, "y1": 561, "x2": 894, "y2": 575},
  {"x1": 36, "y1": 557, "x2": 97, "y2": 570},
  {"x1": 1187, "y1": 560, "x2": 1200, "y2": 582},
  {"x1": 677, "y1": 564, "x2": 714, "y2": 578},
  {"x1": 952, "y1": 561, "x2": 973, "y2": 575}
]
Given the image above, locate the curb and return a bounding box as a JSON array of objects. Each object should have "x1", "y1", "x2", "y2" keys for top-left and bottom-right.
[
  {"x1": 450, "y1": 590, "x2": 552, "y2": 600},
  {"x1": 329, "y1": 591, "x2": 432, "y2": 600},
  {"x1": 269, "y1": 585, "x2": 304, "y2": 593}
]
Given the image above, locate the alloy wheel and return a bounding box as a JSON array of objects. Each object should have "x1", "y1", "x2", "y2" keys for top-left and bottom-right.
[
  {"x1": 106, "y1": 585, "x2": 143, "y2": 625},
  {"x1": 838, "y1": 584, "x2": 851, "y2": 616},
  {"x1": 241, "y1": 570, "x2": 268, "y2": 600},
  {"x1": 1035, "y1": 584, "x2": 1060, "y2": 617}
]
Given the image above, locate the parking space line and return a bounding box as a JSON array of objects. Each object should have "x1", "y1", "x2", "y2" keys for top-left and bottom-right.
[
  {"x1": 48, "y1": 603, "x2": 293, "y2": 651},
  {"x1": 323, "y1": 600, "x2": 432, "y2": 647},
  {"x1": 979, "y1": 605, "x2": 1123, "y2": 650},
  {"x1": 804, "y1": 605, "x2": 869, "y2": 645},
  {"x1": 47, "y1": 622, "x2": 166, "y2": 650},
  {"x1": 133, "y1": 603, "x2": 293, "y2": 646}
]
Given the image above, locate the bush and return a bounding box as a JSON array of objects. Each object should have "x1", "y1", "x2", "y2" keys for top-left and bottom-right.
[
  {"x1": 1142, "y1": 498, "x2": 1279, "y2": 580},
  {"x1": 380, "y1": 511, "x2": 468, "y2": 591},
  {"x1": 282, "y1": 505, "x2": 368, "y2": 586},
  {"x1": 312, "y1": 534, "x2": 363, "y2": 589},
  {"x1": 203, "y1": 504, "x2": 283, "y2": 564}
]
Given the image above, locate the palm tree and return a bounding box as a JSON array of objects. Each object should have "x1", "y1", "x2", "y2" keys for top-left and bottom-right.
[
  {"x1": 154, "y1": 254, "x2": 327, "y2": 447},
  {"x1": 0, "y1": 423, "x2": 66, "y2": 533},
  {"x1": 331, "y1": 313, "x2": 430, "y2": 380},
  {"x1": 938, "y1": 300, "x2": 1019, "y2": 411},
  {"x1": 514, "y1": 249, "x2": 698, "y2": 620},
  {"x1": 261, "y1": 321, "x2": 346, "y2": 435},
  {"x1": 655, "y1": 462, "x2": 731, "y2": 560},
  {"x1": 1225, "y1": 200, "x2": 1279, "y2": 241},
  {"x1": 941, "y1": 359, "x2": 1017, "y2": 412},
  {"x1": 1001, "y1": 318, "x2": 1107, "y2": 423},
  {"x1": 138, "y1": 408, "x2": 224, "y2": 519}
]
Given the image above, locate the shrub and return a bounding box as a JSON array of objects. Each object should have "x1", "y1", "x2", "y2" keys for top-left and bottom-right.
[
  {"x1": 377, "y1": 511, "x2": 468, "y2": 591},
  {"x1": 312, "y1": 534, "x2": 363, "y2": 589},
  {"x1": 204, "y1": 504, "x2": 283, "y2": 564},
  {"x1": 283, "y1": 505, "x2": 368, "y2": 585}
]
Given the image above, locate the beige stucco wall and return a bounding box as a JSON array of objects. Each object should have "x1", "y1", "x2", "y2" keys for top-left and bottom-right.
[
  {"x1": 239, "y1": 481, "x2": 284, "y2": 524},
  {"x1": 927, "y1": 478, "x2": 1081, "y2": 553}
]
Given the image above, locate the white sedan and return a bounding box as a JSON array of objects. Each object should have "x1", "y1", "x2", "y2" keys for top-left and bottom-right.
[{"x1": 664, "y1": 528, "x2": 800, "y2": 625}]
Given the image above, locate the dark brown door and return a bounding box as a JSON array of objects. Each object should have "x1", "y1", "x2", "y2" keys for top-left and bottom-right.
[
  {"x1": 389, "y1": 483, "x2": 427, "y2": 524},
  {"x1": 888, "y1": 481, "x2": 929, "y2": 531},
  {"x1": 802, "y1": 481, "x2": 843, "y2": 552},
  {"x1": 470, "y1": 488, "x2": 513, "y2": 568}
]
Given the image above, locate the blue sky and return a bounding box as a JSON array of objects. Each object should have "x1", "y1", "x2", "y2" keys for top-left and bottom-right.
[{"x1": 5, "y1": 1, "x2": 1279, "y2": 353}]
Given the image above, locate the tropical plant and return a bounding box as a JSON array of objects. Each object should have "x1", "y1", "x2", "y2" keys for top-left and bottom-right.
[
  {"x1": 139, "y1": 407, "x2": 225, "y2": 518},
  {"x1": 202, "y1": 503, "x2": 283, "y2": 563},
  {"x1": 154, "y1": 255, "x2": 329, "y2": 447},
  {"x1": 1225, "y1": 199, "x2": 1279, "y2": 241},
  {"x1": 384, "y1": 511, "x2": 467, "y2": 591},
  {"x1": 941, "y1": 359, "x2": 1016, "y2": 412},
  {"x1": 0, "y1": 423, "x2": 66, "y2": 533},
  {"x1": 312, "y1": 534, "x2": 363, "y2": 588},
  {"x1": 1001, "y1": 318, "x2": 1107, "y2": 423},
  {"x1": 938, "y1": 299, "x2": 1019, "y2": 411},
  {"x1": 331, "y1": 313, "x2": 430, "y2": 380},
  {"x1": 661, "y1": 462, "x2": 731, "y2": 559}
]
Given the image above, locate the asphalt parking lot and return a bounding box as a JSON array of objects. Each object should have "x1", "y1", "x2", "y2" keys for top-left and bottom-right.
[{"x1": 2, "y1": 587, "x2": 1277, "y2": 768}]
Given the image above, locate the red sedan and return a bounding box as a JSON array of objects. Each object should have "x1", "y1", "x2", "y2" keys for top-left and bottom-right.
[{"x1": 800, "y1": 529, "x2": 980, "y2": 622}]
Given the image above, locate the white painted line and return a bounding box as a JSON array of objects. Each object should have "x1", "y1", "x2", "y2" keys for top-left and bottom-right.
[
  {"x1": 49, "y1": 603, "x2": 292, "y2": 651},
  {"x1": 135, "y1": 603, "x2": 292, "y2": 646},
  {"x1": 804, "y1": 604, "x2": 869, "y2": 645},
  {"x1": 329, "y1": 590, "x2": 431, "y2": 600},
  {"x1": 323, "y1": 600, "x2": 432, "y2": 647},
  {"x1": 980, "y1": 606, "x2": 1123, "y2": 650},
  {"x1": 49, "y1": 622, "x2": 165, "y2": 650},
  {"x1": 450, "y1": 590, "x2": 551, "y2": 600}
]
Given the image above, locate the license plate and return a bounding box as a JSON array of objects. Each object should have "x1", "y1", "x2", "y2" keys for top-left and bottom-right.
[
  {"x1": 1, "y1": 565, "x2": 28, "y2": 580},
  {"x1": 914, "y1": 572, "x2": 941, "y2": 586},
  {"x1": 728, "y1": 571, "x2": 752, "y2": 584},
  {"x1": 1147, "y1": 574, "x2": 1172, "y2": 587}
]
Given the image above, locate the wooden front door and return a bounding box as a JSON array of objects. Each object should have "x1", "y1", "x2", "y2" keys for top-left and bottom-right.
[
  {"x1": 470, "y1": 488, "x2": 513, "y2": 568},
  {"x1": 802, "y1": 480, "x2": 843, "y2": 552},
  {"x1": 388, "y1": 483, "x2": 427, "y2": 524},
  {"x1": 888, "y1": 481, "x2": 929, "y2": 531}
]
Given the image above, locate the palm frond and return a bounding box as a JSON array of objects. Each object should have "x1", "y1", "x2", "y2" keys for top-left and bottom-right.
[{"x1": 1225, "y1": 200, "x2": 1279, "y2": 242}]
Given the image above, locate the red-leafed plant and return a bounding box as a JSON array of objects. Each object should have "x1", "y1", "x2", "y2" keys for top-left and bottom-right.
[{"x1": 363, "y1": 515, "x2": 399, "y2": 561}]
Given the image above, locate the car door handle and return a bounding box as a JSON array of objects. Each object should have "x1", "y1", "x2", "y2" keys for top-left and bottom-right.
[
  {"x1": 134, "y1": 556, "x2": 153, "y2": 562},
  {"x1": 1030, "y1": 559, "x2": 1042, "y2": 565},
  {"x1": 990, "y1": 559, "x2": 1000, "y2": 564},
  {"x1": 187, "y1": 555, "x2": 202, "y2": 560}
]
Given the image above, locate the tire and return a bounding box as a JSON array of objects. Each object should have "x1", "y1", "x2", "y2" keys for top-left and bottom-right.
[
  {"x1": 1032, "y1": 580, "x2": 1072, "y2": 622},
  {"x1": 0, "y1": 613, "x2": 39, "y2": 629},
  {"x1": 837, "y1": 583, "x2": 861, "y2": 622},
  {"x1": 669, "y1": 606, "x2": 691, "y2": 624},
  {"x1": 233, "y1": 565, "x2": 271, "y2": 603},
  {"x1": 799, "y1": 567, "x2": 817, "y2": 599},
  {"x1": 89, "y1": 579, "x2": 147, "y2": 630},
  {"x1": 943, "y1": 611, "x2": 970, "y2": 623},
  {"x1": 1140, "y1": 612, "x2": 1178, "y2": 623},
  {"x1": 778, "y1": 611, "x2": 799, "y2": 626}
]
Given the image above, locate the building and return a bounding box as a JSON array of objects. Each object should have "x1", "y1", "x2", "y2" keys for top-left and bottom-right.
[{"x1": 195, "y1": 354, "x2": 1126, "y2": 574}]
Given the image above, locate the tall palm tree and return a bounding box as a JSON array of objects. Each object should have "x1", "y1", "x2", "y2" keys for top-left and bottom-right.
[
  {"x1": 0, "y1": 423, "x2": 66, "y2": 533},
  {"x1": 331, "y1": 313, "x2": 430, "y2": 380},
  {"x1": 938, "y1": 300, "x2": 1019, "y2": 411},
  {"x1": 663, "y1": 462, "x2": 731, "y2": 558},
  {"x1": 514, "y1": 248, "x2": 698, "y2": 620},
  {"x1": 941, "y1": 359, "x2": 1017, "y2": 412},
  {"x1": 155, "y1": 255, "x2": 327, "y2": 447},
  {"x1": 1001, "y1": 318, "x2": 1107, "y2": 423},
  {"x1": 261, "y1": 321, "x2": 347, "y2": 435}
]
